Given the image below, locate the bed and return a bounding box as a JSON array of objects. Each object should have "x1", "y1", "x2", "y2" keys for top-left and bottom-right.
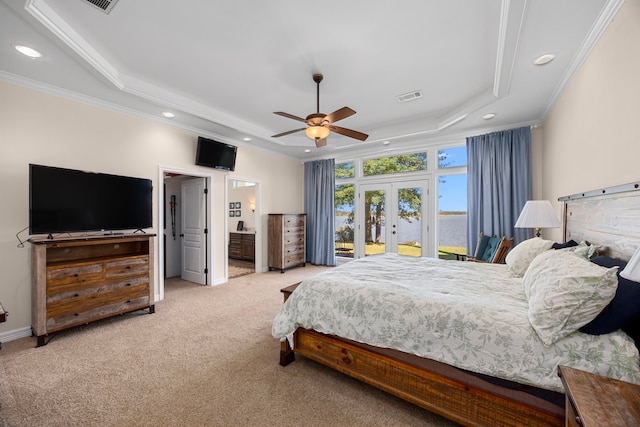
[{"x1": 272, "y1": 183, "x2": 640, "y2": 427}]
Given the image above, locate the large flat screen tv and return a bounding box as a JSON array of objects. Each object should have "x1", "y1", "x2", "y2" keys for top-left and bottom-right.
[
  {"x1": 29, "y1": 164, "x2": 153, "y2": 236},
  {"x1": 195, "y1": 136, "x2": 237, "y2": 171}
]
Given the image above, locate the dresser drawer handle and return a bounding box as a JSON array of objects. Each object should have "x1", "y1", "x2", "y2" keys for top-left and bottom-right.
[
  {"x1": 126, "y1": 266, "x2": 132, "y2": 269},
  {"x1": 74, "y1": 273, "x2": 79, "y2": 277},
  {"x1": 126, "y1": 283, "x2": 131, "y2": 287},
  {"x1": 74, "y1": 293, "x2": 79, "y2": 297},
  {"x1": 74, "y1": 313, "x2": 79, "y2": 317}
]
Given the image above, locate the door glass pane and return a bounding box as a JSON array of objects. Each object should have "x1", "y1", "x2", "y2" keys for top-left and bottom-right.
[
  {"x1": 335, "y1": 184, "x2": 354, "y2": 258},
  {"x1": 438, "y1": 174, "x2": 467, "y2": 260},
  {"x1": 397, "y1": 186, "x2": 422, "y2": 257},
  {"x1": 364, "y1": 189, "x2": 386, "y2": 256}
]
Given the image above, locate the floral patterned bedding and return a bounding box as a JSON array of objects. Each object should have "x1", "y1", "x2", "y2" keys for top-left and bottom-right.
[{"x1": 272, "y1": 253, "x2": 640, "y2": 392}]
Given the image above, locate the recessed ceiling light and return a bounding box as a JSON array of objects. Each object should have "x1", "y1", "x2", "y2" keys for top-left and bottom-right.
[
  {"x1": 243, "y1": 137, "x2": 252, "y2": 142},
  {"x1": 304, "y1": 149, "x2": 311, "y2": 153},
  {"x1": 162, "y1": 112, "x2": 175, "y2": 118},
  {"x1": 533, "y1": 54, "x2": 556, "y2": 66},
  {"x1": 14, "y1": 44, "x2": 42, "y2": 58},
  {"x1": 482, "y1": 113, "x2": 497, "y2": 120},
  {"x1": 382, "y1": 141, "x2": 391, "y2": 145}
]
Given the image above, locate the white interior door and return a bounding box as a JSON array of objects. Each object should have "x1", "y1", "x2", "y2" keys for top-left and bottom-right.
[{"x1": 181, "y1": 178, "x2": 206, "y2": 284}]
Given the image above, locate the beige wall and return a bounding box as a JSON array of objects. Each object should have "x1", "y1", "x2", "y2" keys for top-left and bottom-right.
[
  {"x1": 0, "y1": 81, "x2": 303, "y2": 337},
  {"x1": 541, "y1": 0, "x2": 640, "y2": 242}
]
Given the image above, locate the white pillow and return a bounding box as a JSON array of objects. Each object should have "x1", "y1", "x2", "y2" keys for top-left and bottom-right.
[
  {"x1": 505, "y1": 237, "x2": 554, "y2": 277},
  {"x1": 523, "y1": 250, "x2": 618, "y2": 346}
]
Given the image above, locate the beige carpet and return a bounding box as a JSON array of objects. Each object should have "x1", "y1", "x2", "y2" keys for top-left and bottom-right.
[{"x1": 0, "y1": 266, "x2": 460, "y2": 427}]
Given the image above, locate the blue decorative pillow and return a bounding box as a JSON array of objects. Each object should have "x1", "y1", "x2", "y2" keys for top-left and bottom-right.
[
  {"x1": 481, "y1": 236, "x2": 502, "y2": 262},
  {"x1": 475, "y1": 235, "x2": 490, "y2": 260},
  {"x1": 580, "y1": 256, "x2": 640, "y2": 335}
]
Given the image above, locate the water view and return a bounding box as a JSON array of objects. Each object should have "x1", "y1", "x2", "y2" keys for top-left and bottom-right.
[{"x1": 335, "y1": 214, "x2": 467, "y2": 252}]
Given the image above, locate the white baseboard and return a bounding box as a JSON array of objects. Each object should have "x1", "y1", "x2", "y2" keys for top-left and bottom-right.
[{"x1": 0, "y1": 326, "x2": 33, "y2": 344}]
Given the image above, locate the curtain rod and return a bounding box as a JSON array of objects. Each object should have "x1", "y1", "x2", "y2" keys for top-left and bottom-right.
[{"x1": 558, "y1": 181, "x2": 640, "y2": 201}]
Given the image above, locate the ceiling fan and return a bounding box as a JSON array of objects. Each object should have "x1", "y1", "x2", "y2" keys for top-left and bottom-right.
[{"x1": 272, "y1": 73, "x2": 368, "y2": 148}]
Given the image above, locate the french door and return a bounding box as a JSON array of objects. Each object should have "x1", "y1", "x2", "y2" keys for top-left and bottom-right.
[{"x1": 357, "y1": 180, "x2": 428, "y2": 257}]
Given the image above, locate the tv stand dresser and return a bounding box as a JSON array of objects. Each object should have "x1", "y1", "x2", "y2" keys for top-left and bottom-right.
[{"x1": 30, "y1": 234, "x2": 155, "y2": 347}]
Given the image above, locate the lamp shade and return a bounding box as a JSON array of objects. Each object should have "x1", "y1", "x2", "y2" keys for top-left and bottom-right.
[
  {"x1": 620, "y1": 247, "x2": 640, "y2": 282},
  {"x1": 305, "y1": 125, "x2": 330, "y2": 140},
  {"x1": 514, "y1": 200, "x2": 561, "y2": 237}
]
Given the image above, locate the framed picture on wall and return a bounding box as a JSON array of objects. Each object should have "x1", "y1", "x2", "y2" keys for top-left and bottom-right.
[
  {"x1": 229, "y1": 211, "x2": 235, "y2": 217},
  {"x1": 229, "y1": 202, "x2": 235, "y2": 209},
  {"x1": 235, "y1": 210, "x2": 241, "y2": 217},
  {"x1": 235, "y1": 202, "x2": 241, "y2": 209}
]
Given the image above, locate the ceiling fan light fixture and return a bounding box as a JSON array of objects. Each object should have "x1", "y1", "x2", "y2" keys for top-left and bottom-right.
[{"x1": 305, "y1": 125, "x2": 330, "y2": 140}]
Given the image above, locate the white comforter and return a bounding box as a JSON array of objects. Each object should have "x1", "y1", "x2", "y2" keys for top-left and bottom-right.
[{"x1": 272, "y1": 253, "x2": 640, "y2": 392}]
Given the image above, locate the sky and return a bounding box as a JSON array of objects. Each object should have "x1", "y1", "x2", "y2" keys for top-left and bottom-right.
[
  {"x1": 437, "y1": 146, "x2": 467, "y2": 212},
  {"x1": 438, "y1": 173, "x2": 467, "y2": 212}
]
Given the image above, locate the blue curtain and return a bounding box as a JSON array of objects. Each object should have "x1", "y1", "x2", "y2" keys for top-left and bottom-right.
[
  {"x1": 467, "y1": 127, "x2": 532, "y2": 253},
  {"x1": 304, "y1": 159, "x2": 336, "y2": 266}
]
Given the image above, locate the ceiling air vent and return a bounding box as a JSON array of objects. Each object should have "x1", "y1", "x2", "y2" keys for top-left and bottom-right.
[
  {"x1": 82, "y1": 0, "x2": 120, "y2": 14},
  {"x1": 396, "y1": 90, "x2": 423, "y2": 103}
]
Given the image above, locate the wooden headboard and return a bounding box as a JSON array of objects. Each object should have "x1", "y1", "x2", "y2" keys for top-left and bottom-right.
[{"x1": 560, "y1": 182, "x2": 640, "y2": 261}]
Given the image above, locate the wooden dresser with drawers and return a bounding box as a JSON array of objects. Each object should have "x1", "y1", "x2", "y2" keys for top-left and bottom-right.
[
  {"x1": 30, "y1": 234, "x2": 155, "y2": 346},
  {"x1": 268, "y1": 214, "x2": 306, "y2": 273}
]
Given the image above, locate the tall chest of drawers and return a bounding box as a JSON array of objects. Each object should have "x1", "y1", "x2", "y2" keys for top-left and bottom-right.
[
  {"x1": 268, "y1": 214, "x2": 306, "y2": 273},
  {"x1": 30, "y1": 234, "x2": 155, "y2": 347}
]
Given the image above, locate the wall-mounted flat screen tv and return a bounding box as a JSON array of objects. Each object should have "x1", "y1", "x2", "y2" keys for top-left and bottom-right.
[
  {"x1": 195, "y1": 136, "x2": 237, "y2": 171},
  {"x1": 29, "y1": 164, "x2": 153, "y2": 236}
]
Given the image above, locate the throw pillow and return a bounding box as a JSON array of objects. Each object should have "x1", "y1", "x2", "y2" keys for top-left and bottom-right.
[{"x1": 523, "y1": 250, "x2": 618, "y2": 346}]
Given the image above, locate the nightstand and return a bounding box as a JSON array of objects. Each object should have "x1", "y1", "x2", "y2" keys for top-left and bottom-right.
[{"x1": 558, "y1": 365, "x2": 640, "y2": 426}]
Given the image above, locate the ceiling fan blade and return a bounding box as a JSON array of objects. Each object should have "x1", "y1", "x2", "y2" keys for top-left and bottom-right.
[
  {"x1": 328, "y1": 125, "x2": 369, "y2": 141},
  {"x1": 274, "y1": 111, "x2": 307, "y2": 123},
  {"x1": 272, "y1": 128, "x2": 306, "y2": 138},
  {"x1": 324, "y1": 107, "x2": 356, "y2": 124},
  {"x1": 315, "y1": 138, "x2": 327, "y2": 148}
]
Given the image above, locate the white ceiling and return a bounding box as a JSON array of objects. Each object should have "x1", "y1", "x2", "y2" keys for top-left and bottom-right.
[{"x1": 0, "y1": 0, "x2": 622, "y2": 160}]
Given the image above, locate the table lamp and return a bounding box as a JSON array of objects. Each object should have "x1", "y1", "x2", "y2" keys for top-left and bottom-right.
[
  {"x1": 514, "y1": 200, "x2": 561, "y2": 237},
  {"x1": 620, "y1": 247, "x2": 640, "y2": 281}
]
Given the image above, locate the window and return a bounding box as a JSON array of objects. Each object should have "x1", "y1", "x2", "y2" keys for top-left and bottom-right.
[
  {"x1": 335, "y1": 161, "x2": 355, "y2": 179},
  {"x1": 363, "y1": 152, "x2": 427, "y2": 177},
  {"x1": 438, "y1": 146, "x2": 467, "y2": 168},
  {"x1": 333, "y1": 144, "x2": 467, "y2": 259},
  {"x1": 437, "y1": 146, "x2": 467, "y2": 259}
]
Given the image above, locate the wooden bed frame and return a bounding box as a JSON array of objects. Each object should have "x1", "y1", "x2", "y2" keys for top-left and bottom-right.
[{"x1": 278, "y1": 182, "x2": 640, "y2": 427}]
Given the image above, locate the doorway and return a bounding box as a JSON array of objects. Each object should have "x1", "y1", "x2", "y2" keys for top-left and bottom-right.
[
  {"x1": 226, "y1": 177, "x2": 260, "y2": 278},
  {"x1": 357, "y1": 180, "x2": 428, "y2": 257},
  {"x1": 158, "y1": 167, "x2": 214, "y2": 301}
]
